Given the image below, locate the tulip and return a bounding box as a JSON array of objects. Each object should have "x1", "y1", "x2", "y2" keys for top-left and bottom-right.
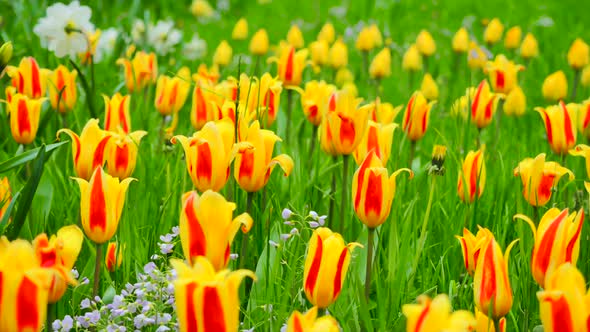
[
  {"x1": 318, "y1": 22, "x2": 335, "y2": 44},
  {"x1": 514, "y1": 153, "x2": 573, "y2": 207},
  {"x1": 253, "y1": 72, "x2": 283, "y2": 127},
  {"x1": 486, "y1": 55, "x2": 524, "y2": 94},
  {"x1": 452, "y1": 27, "x2": 469, "y2": 53},
  {"x1": 456, "y1": 227, "x2": 494, "y2": 276},
  {"x1": 6, "y1": 93, "x2": 46, "y2": 145},
  {"x1": 536, "y1": 101, "x2": 577, "y2": 154},
  {"x1": 57, "y1": 119, "x2": 112, "y2": 180},
  {"x1": 271, "y1": 45, "x2": 308, "y2": 87},
  {"x1": 451, "y1": 95, "x2": 469, "y2": 120},
  {"x1": 0, "y1": 41, "x2": 13, "y2": 74},
  {"x1": 190, "y1": 78, "x2": 220, "y2": 130},
  {"x1": 503, "y1": 26, "x2": 522, "y2": 50},
  {"x1": 105, "y1": 242, "x2": 123, "y2": 272},
  {"x1": 47, "y1": 65, "x2": 77, "y2": 113},
  {"x1": 79, "y1": 29, "x2": 101, "y2": 65},
  {"x1": 334, "y1": 68, "x2": 354, "y2": 88},
  {"x1": 303, "y1": 227, "x2": 361, "y2": 308},
  {"x1": 470, "y1": 80, "x2": 501, "y2": 129},
  {"x1": 484, "y1": 18, "x2": 504, "y2": 45},
  {"x1": 582, "y1": 65, "x2": 590, "y2": 87},
  {"x1": 567, "y1": 38, "x2": 589, "y2": 70},
  {"x1": 213, "y1": 40, "x2": 233, "y2": 67},
  {"x1": 474, "y1": 235, "x2": 518, "y2": 320},
  {"x1": 514, "y1": 208, "x2": 584, "y2": 288},
  {"x1": 537, "y1": 263, "x2": 590, "y2": 332},
  {"x1": 416, "y1": 30, "x2": 436, "y2": 57},
  {"x1": 542, "y1": 70, "x2": 568, "y2": 102},
  {"x1": 328, "y1": 38, "x2": 348, "y2": 70},
  {"x1": 179, "y1": 190, "x2": 253, "y2": 270},
  {"x1": 325, "y1": 90, "x2": 372, "y2": 155},
  {"x1": 319, "y1": 114, "x2": 338, "y2": 156},
  {"x1": 6, "y1": 56, "x2": 49, "y2": 99},
  {"x1": 570, "y1": 144, "x2": 590, "y2": 177},
  {"x1": 73, "y1": 166, "x2": 135, "y2": 244},
  {"x1": 0, "y1": 177, "x2": 11, "y2": 222},
  {"x1": 370, "y1": 98, "x2": 403, "y2": 124},
  {"x1": 402, "y1": 91, "x2": 436, "y2": 141},
  {"x1": 520, "y1": 33, "x2": 539, "y2": 59},
  {"x1": 194, "y1": 63, "x2": 220, "y2": 85},
  {"x1": 576, "y1": 100, "x2": 590, "y2": 139},
  {"x1": 458, "y1": 148, "x2": 486, "y2": 203},
  {"x1": 249, "y1": 29, "x2": 269, "y2": 55},
  {"x1": 173, "y1": 119, "x2": 238, "y2": 192},
  {"x1": 155, "y1": 67, "x2": 192, "y2": 117},
  {"x1": 5, "y1": 86, "x2": 16, "y2": 104},
  {"x1": 234, "y1": 121, "x2": 293, "y2": 192},
  {"x1": 475, "y1": 308, "x2": 506, "y2": 332},
  {"x1": 104, "y1": 93, "x2": 131, "y2": 133},
  {"x1": 190, "y1": 0, "x2": 214, "y2": 18},
  {"x1": 33, "y1": 225, "x2": 83, "y2": 303},
  {"x1": 294, "y1": 80, "x2": 336, "y2": 126},
  {"x1": 0, "y1": 238, "x2": 52, "y2": 332},
  {"x1": 402, "y1": 45, "x2": 422, "y2": 72},
  {"x1": 286, "y1": 307, "x2": 340, "y2": 332},
  {"x1": 402, "y1": 294, "x2": 476, "y2": 332},
  {"x1": 171, "y1": 256, "x2": 255, "y2": 332},
  {"x1": 352, "y1": 121, "x2": 396, "y2": 166},
  {"x1": 369, "y1": 48, "x2": 391, "y2": 80},
  {"x1": 116, "y1": 50, "x2": 158, "y2": 92},
  {"x1": 231, "y1": 18, "x2": 248, "y2": 40},
  {"x1": 420, "y1": 73, "x2": 439, "y2": 100},
  {"x1": 105, "y1": 130, "x2": 147, "y2": 179},
  {"x1": 503, "y1": 85, "x2": 526, "y2": 116},
  {"x1": 356, "y1": 26, "x2": 377, "y2": 51},
  {"x1": 468, "y1": 42, "x2": 488, "y2": 70},
  {"x1": 287, "y1": 25, "x2": 304, "y2": 49},
  {"x1": 309, "y1": 40, "x2": 329, "y2": 69},
  {"x1": 352, "y1": 150, "x2": 412, "y2": 227}
]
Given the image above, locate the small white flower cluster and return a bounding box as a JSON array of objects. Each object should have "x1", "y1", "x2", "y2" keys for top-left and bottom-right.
[
  {"x1": 279, "y1": 207, "x2": 327, "y2": 244},
  {"x1": 130, "y1": 19, "x2": 182, "y2": 55},
  {"x1": 52, "y1": 228, "x2": 180, "y2": 332}
]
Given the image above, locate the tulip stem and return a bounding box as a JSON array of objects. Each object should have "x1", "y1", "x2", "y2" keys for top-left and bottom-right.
[
  {"x1": 362, "y1": 51, "x2": 369, "y2": 81},
  {"x1": 571, "y1": 69, "x2": 581, "y2": 101},
  {"x1": 328, "y1": 156, "x2": 337, "y2": 230},
  {"x1": 339, "y1": 155, "x2": 350, "y2": 234},
  {"x1": 408, "y1": 141, "x2": 416, "y2": 167},
  {"x1": 239, "y1": 192, "x2": 255, "y2": 269},
  {"x1": 423, "y1": 55, "x2": 430, "y2": 73},
  {"x1": 286, "y1": 89, "x2": 294, "y2": 143},
  {"x1": 493, "y1": 318, "x2": 501, "y2": 332},
  {"x1": 374, "y1": 78, "x2": 381, "y2": 100},
  {"x1": 308, "y1": 125, "x2": 318, "y2": 168},
  {"x1": 365, "y1": 227, "x2": 375, "y2": 301},
  {"x1": 93, "y1": 243, "x2": 102, "y2": 298},
  {"x1": 46, "y1": 303, "x2": 54, "y2": 331}
]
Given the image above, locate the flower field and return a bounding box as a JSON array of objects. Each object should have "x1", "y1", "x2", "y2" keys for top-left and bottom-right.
[{"x1": 1, "y1": 0, "x2": 590, "y2": 331}]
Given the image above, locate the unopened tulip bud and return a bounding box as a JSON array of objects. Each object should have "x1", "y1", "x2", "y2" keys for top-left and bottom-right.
[
  {"x1": 504, "y1": 26, "x2": 522, "y2": 50},
  {"x1": 452, "y1": 28, "x2": 469, "y2": 53},
  {"x1": 542, "y1": 71, "x2": 568, "y2": 102},
  {"x1": 568, "y1": 38, "x2": 589, "y2": 70},
  {"x1": 231, "y1": 18, "x2": 248, "y2": 40}
]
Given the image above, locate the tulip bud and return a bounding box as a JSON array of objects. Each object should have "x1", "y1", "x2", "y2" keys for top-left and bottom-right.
[
  {"x1": 328, "y1": 38, "x2": 348, "y2": 69},
  {"x1": 249, "y1": 29, "x2": 269, "y2": 55},
  {"x1": 503, "y1": 26, "x2": 522, "y2": 50},
  {"x1": 420, "y1": 73, "x2": 439, "y2": 100},
  {"x1": 456, "y1": 227, "x2": 494, "y2": 275},
  {"x1": 567, "y1": 38, "x2": 589, "y2": 70},
  {"x1": 318, "y1": 22, "x2": 335, "y2": 44},
  {"x1": 356, "y1": 25, "x2": 379, "y2": 51},
  {"x1": 303, "y1": 227, "x2": 361, "y2": 308},
  {"x1": 402, "y1": 91, "x2": 436, "y2": 141},
  {"x1": 402, "y1": 45, "x2": 422, "y2": 72},
  {"x1": 369, "y1": 48, "x2": 391, "y2": 80},
  {"x1": 452, "y1": 28, "x2": 469, "y2": 53},
  {"x1": 468, "y1": 42, "x2": 489, "y2": 70},
  {"x1": 458, "y1": 148, "x2": 485, "y2": 203},
  {"x1": 416, "y1": 30, "x2": 436, "y2": 56},
  {"x1": 536, "y1": 101, "x2": 577, "y2": 155},
  {"x1": 231, "y1": 18, "x2": 248, "y2": 40},
  {"x1": 503, "y1": 85, "x2": 526, "y2": 116},
  {"x1": 470, "y1": 80, "x2": 501, "y2": 129},
  {"x1": 213, "y1": 40, "x2": 233, "y2": 67},
  {"x1": 310, "y1": 40, "x2": 329, "y2": 68},
  {"x1": 542, "y1": 70, "x2": 568, "y2": 102},
  {"x1": 335, "y1": 67, "x2": 354, "y2": 87},
  {"x1": 514, "y1": 153, "x2": 574, "y2": 206},
  {"x1": 105, "y1": 242, "x2": 124, "y2": 272},
  {"x1": 403, "y1": 294, "x2": 476, "y2": 332},
  {"x1": 287, "y1": 24, "x2": 304, "y2": 49},
  {"x1": 0, "y1": 41, "x2": 13, "y2": 73},
  {"x1": 116, "y1": 51, "x2": 158, "y2": 93},
  {"x1": 520, "y1": 33, "x2": 538, "y2": 59},
  {"x1": 369, "y1": 24, "x2": 383, "y2": 48},
  {"x1": 104, "y1": 93, "x2": 131, "y2": 133},
  {"x1": 286, "y1": 307, "x2": 340, "y2": 332},
  {"x1": 7, "y1": 93, "x2": 46, "y2": 145},
  {"x1": 483, "y1": 18, "x2": 504, "y2": 45},
  {"x1": 190, "y1": 0, "x2": 214, "y2": 18}
]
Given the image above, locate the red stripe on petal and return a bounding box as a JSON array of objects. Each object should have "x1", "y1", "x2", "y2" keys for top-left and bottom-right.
[
  {"x1": 421, "y1": 105, "x2": 428, "y2": 133},
  {"x1": 565, "y1": 212, "x2": 584, "y2": 262},
  {"x1": 469, "y1": 153, "x2": 481, "y2": 200},
  {"x1": 92, "y1": 136, "x2": 111, "y2": 171},
  {"x1": 328, "y1": 94, "x2": 337, "y2": 112},
  {"x1": 364, "y1": 170, "x2": 383, "y2": 216},
  {"x1": 119, "y1": 97, "x2": 129, "y2": 133},
  {"x1": 354, "y1": 153, "x2": 372, "y2": 210},
  {"x1": 17, "y1": 276, "x2": 40, "y2": 331},
  {"x1": 105, "y1": 103, "x2": 112, "y2": 130},
  {"x1": 308, "y1": 105, "x2": 318, "y2": 122},
  {"x1": 31, "y1": 58, "x2": 41, "y2": 98},
  {"x1": 542, "y1": 112, "x2": 554, "y2": 146},
  {"x1": 404, "y1": 95, "x2": 415, "y2": 131},
  {"x1": 57, "y1": 69, "x2": 66, "y2": 101},
  {"x1": 583, "y1": 104, "x2": 590, "y2": 129},
  {"x1": 185, "y1": 282, "x2": 199, "y2": 332},
  {"x1": 332, "y1": 248, "x2": 348, "y2": 299},
  {"x1": 305, "y1": 235, "x2": 323, "y2": 295},
  {"x1": 285, "y1": 47, "x2": 295, "y2": 83},
  {"x1": 480, "y1": 240, "x2": 497, "y2": 305},
  {"x1": 18, "y1": 72, "x2": 24, "y2": 94},
  {"x1": 562, "y1": 102, "x2": 575, "y2": 145},
  {"x1": 547, "y1": 296, "x2": 574, "y2": 332},
  {"x1": 339, "y1": 116, "x2": 355, "y2": 146},
  {"x1": 538, "y1": 174, "x2": 556, "y2": 204},
  {"x1": 293, "y1": 315, "x2": 303, "y2": 332},
  {"x1": 238, "y1": 149, "x2": 255, "y2": 180},
  {"x1": 185, "y1": 194, "x2": 206, "y2": 264},
  {"x1": 203, "y1": 287, "x2": 227, "y2": 332},
  {"x1": 472, "y1": 81, "x2": 485, "y2": 118},
  {"x1": 196, "y1": 87, "x2": 207, "y2": 123},
  {"x1": 73, "y1": 135, "x2": 81, "y2": 165},
  {"x1": 495, "y1": 71, "x2": 505, "y2": 91},
  {"x1": 115, "y1": 144, "x2": 130, "y2": 173},
  {"x1": 17, "y1": 98, "x2": 31, "y2": 135},
  {"x1": 89, "y1": 169, "x2": 107, "y2": 232},
  {"x1": 460, "y1": 238, "x2": 469, "y2": 270},
  {"x1": 535, "y1": 210, "x2": 567, "y2": 275},
  {"x1": 414, "y1": 303, "x2": 430, "y2": 332},
  {"x1": 367, "y1": 126, "x2": 380, "y2": 159},
  {"x1": 196, "y1": 142, "x2": 213, "y2": 183},
  {"x1": 169, "y1": 82, "x2": 179, "y2": 107}
]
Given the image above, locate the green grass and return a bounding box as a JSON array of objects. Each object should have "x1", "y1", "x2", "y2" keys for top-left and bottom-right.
[{"x1": 2, "y1": 0, "x2": 590, "y2": 331}]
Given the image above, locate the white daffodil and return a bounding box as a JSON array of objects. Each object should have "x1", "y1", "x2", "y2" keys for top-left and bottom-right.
[
  {"x1": 147, "y1": 20, "x2": 182, "y2": 55},
  {"x1": 182, "y1": 35, "x2": 207, "y2": 60},
  {"x1": 94, "y1": 27, "x2": 118, "y2": 63},
  {"x1": 33, "y1": 1, "x2": 95, "y2": 58}
]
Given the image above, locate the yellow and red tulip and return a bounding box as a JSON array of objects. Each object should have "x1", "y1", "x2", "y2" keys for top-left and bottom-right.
[
  {"x1": 325, "y1": 90, "x2": 372, "y2": 155},
  {"x1": 576, "y1": 100, "x2": 590, "y2": 139},
  {"x1": 272, "y1": 45, "x2": 308, "y2": 87},
  {"x1": 234, "y1": 121, "x2": 293, "y2": 192},
  {"x1": 473, "y1": 235, "x2": 518, "y2": 320},
  {"x1": 486, "y1": 55, "x2": 524, "y2": 94},
  {"x1": 536, "y1": 101, "x2": 577, "y2": 155},
  {"x1": 369, "y1": 48, "x2": 391, "y2": 80},
  {"x1": 0, "y1": 238, "x2": 53, "y2": 332},
  {"x1": 514, "y1": 208, "x2": 584, "y2": 287},
  {"x1": 249, "y1": 29, "x2": 269, "y2": 56},
  {"x1": 171, "y1": 256, "x2": 255, "y2": 332},
  {"x1": 457, "y1": 148, "x2": 486, "y2": 203},
  {"x1": 5, "y1": 86, "x2": 16, "y2": 104},
  {"x1": 116, "y1": 50, "x2": 158, "y2": 93},
  {"x1": 484, "y1": 18, "x2": 504, "y2": 45},
  {"x1": 286, "y1": 307, "x2": 340, "y2": 332},
  {"x1": 570, "y1": 144, "x2": 590, "y2": 177},
  {"x1": 503, "y1": 85, "x2": 526, "y2": 116},
  {"x1": 456, "y1": 227, "x2": 494, "y2": 276},
  {"x1": 537, "y1": 263, "x2": 590, "y2": 332},
  {"x1": 352, "y1": 151, "x2": 413, "y2": 228},
  {"x1": 105, "y1": 242, "x2": 124, "y2": 272},
  {"x1": 47, "y1": 65, "x2": 77, "y2": 113},
  {"x1": 402, "y1": 294, "x2": 476, "y2": 332},
  {"x1": 194, "y1": 63, "x2": 220, "y2": 85},
  {"x1": 190, "y1": 77, "x2": 221, "y2": 130},
  {"x1": 253, "y1": 73, "x2": 283, "y2": 127},
  {"x1": 567, "y1": 38, "x2": 589, "y2": 70},
  {"x1": 370, "y1": 98, "x2": 403, "y2": 124},
  {"x1": 352, "y1": 121, "x2": 397, "y2": 166},
  {"x1": 475, "y1": 308, "x2": 506, "y2": 332},
  {"x1": 179, "y1": 190, "x2": 253, "y2": 270},
  {"x1": 73, "y1": 166, "x2": 135, "y2": 244},
  {"x1": 452, "y1": 27, "x2": 469, "y2": 53},
  {"x1": 504, "y1": 26, "x2": 522, "y2": 50},
  {"x1": 294, "y1": 80, "x2": 336, "y2": 126},
  {"x1": 402, "y1": 45, "x2": 422, "y2": 72},
  {"x1": 513, "y1": 153, "x2": 573, "y2": 207},
  {"x1": 33, "y1": 225, "x2": 83, "y2": 303},
  {"x1": 155, "y1": 67, "x2": 191, "y2": 117},
  {"x1": 6, "y1": 56, "x2": 49, "y2": 99},
  {"x1": 57, "y1": 119, "x2": 112, "y2": 180},
  {"x1": 520, "y1": 33, "x2": 539, "y2": 59},
  {"x1": 416, "y1": 30, "x2": 436, "y2": 57},
  {"x1": 287, "y1": 25, "x2": 305, "y2": 49},
  {"x1": 105, "y1": 130, "x2": 147, "y2": 179},
  {"x1": 470, "y1": 80, "x2": 501, "y2": 129},
  {"x1": 173, "y1": 119, "x2": 238, "y2": 192},
  {"x1": 303, "y1": 227, "x2": 361, "y2": 309},
  {"x1": 104, "y1": 93, "x2": 131, "y2": 134},
  {"x1": 0, "y1": 177, "x2": 11, "y2": 222},
  {"x1": 6, "y1": 93, "x2": 46, "y2": 145},
  {"x1": 402, "y1": 91, "x2": 436, "y2": 141},
  {"x1": 542, "y1": 71, "x2": 568, "y2": 102},
  {"x1": 328, "y1": 38, "x2": 348, "y2": 70}
]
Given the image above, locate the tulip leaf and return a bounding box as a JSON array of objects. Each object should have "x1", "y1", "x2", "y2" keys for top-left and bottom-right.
[
  {"x1": 0, "y1": 191, "x2": 21, "y2": 235},
  {"x1": 0, "y1": 141, "x2": 67, "y2": 174},
  {"x1": 4, "y1": 145, "x2": 46, "y2": 240},
  {"x1": 69, "y1": 59, "x2": 97, "y2": 118}
]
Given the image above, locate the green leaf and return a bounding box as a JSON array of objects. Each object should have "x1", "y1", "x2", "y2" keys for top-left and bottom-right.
[
  {"x1": 4, "y1": 145, "x2": 46, "y2": 240},
  {"x1": 0, "y1": 191, "x2": 21, "y2": 235},
  {"x1": 69, "y1": 59, "x2": 97, "y2": 118},
  {"x1": 0, "y1": 141, "x2": 67, "y2": 174}
]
